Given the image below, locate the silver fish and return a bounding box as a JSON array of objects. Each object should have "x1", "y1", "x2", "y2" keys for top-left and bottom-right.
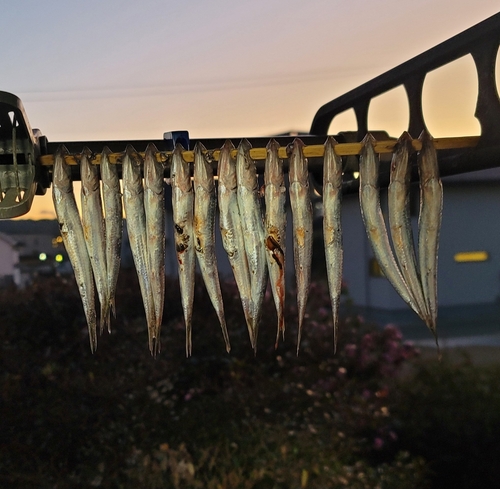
[
  {"x1": 359, "y1": 134, "x2": 418, "y2": 315},
  {"x1": 218, "y1": 140, "x2": 253, "y2": 345},
  {"x1": 100, "y1": 146, "x2": 122, "y2": 331},
  {"x1": 81, "y1": 148, "x2": 109, "y2": 334},
  {"x1": 193, "y1": 142, "x2": 231, "y2": 353},
  {"x1": 236, "y1": 139, "x2": 268, "y2": 350},
  {"x1": 122, "y1": 145, "x2": 157, "y2": 355},
  {"x1": 144, "y1": 143, "x2": 166, "y2": 349},
  {"x1": 418, "y1": 130, "x2": 442, "y2": 343},
  {"x1": 323, "y1": 136, "x2": 343, "y2": 353},
  {"x1": 388, "y1": 132, "x2": 429, "y2": 323},
  {"x1": 264, "y1": 139, "x2": 286, "y2": 346},
  {"x1": 289, "y1": 138, "x2": 313, "y2": 353},
  {"x1": 52, "y1": 146, "x2": 97, "y2": 352},
  {"x1": 171, "y1": 144, "x2": 196, "y2": 356}
]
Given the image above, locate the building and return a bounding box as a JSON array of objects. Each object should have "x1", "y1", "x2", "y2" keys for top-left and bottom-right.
[
  {"x1": 0, "y1": 232, "x2": 21, "y2": 287},
  {"x1": 0, "y1": 220, "x2": 67, "y2": 285}
]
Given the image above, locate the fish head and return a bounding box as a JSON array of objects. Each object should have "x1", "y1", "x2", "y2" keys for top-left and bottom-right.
[
  {"x1": 171, "y1": 144, "x2": 192, "y2": 193},
  {"x1": 80, "y1": 148, "x2": 100, "y2": 193},
  {"x1": 390, "y1": 132, "x2": 412, "y2": 183},
  {"x1": 218, "y1": 140, "x2": 237, "y2": 190},
  {"x1": 418, "y1": 130, "x2": 439, "y2": 183},
  {"x1": 264, "y1": 139, "x2": 284, "y2": 187},
  {"x1": 236, "y1": 139, "x2": 258, "y2": 191},
  {"x1": 144, "y1": 143, "x2": 164, "y2": 194},
  {"x1": 323, "y1": 136, "x2": 343, "y2": 184},
  {"x1": 193, "y1": 142, "x2": 214, "y2": 192},
  {"x1": 100, "y1": 146, "x2": 120, "y2": 189},
  {"x1": 52, "y1": 146, "x2": 72, "y2": 192},
  {"x1": 122, "y1": 145, "x2": 144, "y2": 192},
  {"x1": 360, "y1": 134, "x2": 379, "y2": 185},
  {"x1": 288, "y1": 138, "x2": 308, "y2": 185}
]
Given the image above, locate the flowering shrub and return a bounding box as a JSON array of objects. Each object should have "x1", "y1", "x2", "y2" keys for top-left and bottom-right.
[{"x1": 0, "y1": 273, "x2": 430, "y2": 488}]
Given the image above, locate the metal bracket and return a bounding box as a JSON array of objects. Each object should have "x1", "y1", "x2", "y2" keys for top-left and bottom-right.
[
  {"x1": 0, "y1": 91, "x2": 44, "y2": 219},
  {"x1": 163, "y1": 131, "x2": 190, "y2": 151}
]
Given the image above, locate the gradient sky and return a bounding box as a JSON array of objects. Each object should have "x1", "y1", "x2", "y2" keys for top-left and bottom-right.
[{"x1": 1, "y1": 1, "x2": 499, "y2": 219}]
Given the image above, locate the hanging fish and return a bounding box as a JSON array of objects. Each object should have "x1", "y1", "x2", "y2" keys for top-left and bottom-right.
[
  {"x1": 417, "y1": 130, "x2": 442, "y2": 344},
  {"x1": 193, "y1": 142, "x2": 231, "y2": 353},
  {"x1": 359, "y1": 134, "x2": 419, "y2": 315},
  {"x1": 264, "y1": 139, "x2": 286, "y2": 346},
  {"x1": 218, "y1": 140, "x2": 253, "y2": 345},
  {"x1": 289, "y1": 138, "x2": 313, "y2": 353},
  {"x1": 171, "y1": 144, "x2": 196, "y2": 356},
  {"x1": 322, "y1": 136, "x2": 343, "y2": 353},
  {"x1": 122, "y1": 145, "x2": 157, "y2": 355},
  {"x1": 144, "y1": 143, "x2": 166, "y2": 350},
  {"x1": 52, "y1": 146, "x2": 97, "y2": 352},
  {"x1": 100, "y1": 146, "x2": 122, "y2": 331},
  {"x1": 236, "y1": 139, "x2": 268, "y2": 350},
  {"x1": 388, "y1": 132, "x2": 429, "y2": 324},
  {"x1": 81, "y1": 148, "x2": 110, "y2": 334}
]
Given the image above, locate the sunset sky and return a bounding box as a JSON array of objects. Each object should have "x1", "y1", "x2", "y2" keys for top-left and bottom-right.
[{"x1": 1, "y1": 1, "x2": 499, "y2": 219}]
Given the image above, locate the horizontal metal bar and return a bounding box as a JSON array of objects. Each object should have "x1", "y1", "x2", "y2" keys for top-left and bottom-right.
[{"x1": 40, "y1": 135, "x2": 479, "y2": 166}]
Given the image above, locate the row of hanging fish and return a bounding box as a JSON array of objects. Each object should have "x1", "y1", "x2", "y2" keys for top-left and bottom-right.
[{"x1": 51, "y1": 130, "x2": 442, "y2": 356}]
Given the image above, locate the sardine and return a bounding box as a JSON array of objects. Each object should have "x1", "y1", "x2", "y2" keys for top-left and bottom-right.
[
  {"x1": 100, "y1": 146, "x2": 122, "y2": 331},
  {"x1": 388, "y1": 132, "x2": 429, "y2": 323},
  {"x1": 193, "y1": 142, "x2": 230, "y2": 353},
  {"x1": 171, "y1": 145, "x2": 196, "y2": 356},
  {"x1": 323, "y1": 136, "x2": 343, "y2": 353},
  {"x1": 359, "y1": 134, "x2": 418, "y2": 314},
  {"x1": 122, "y1": 145, "x2": 157, "y2": 355},
  {"x1": 52, "y1": 146, "x2": 97, "y2": 352},
  {"x1": 144, "y1": 143, "x2": 166, "y2": 350},
  {"x1": 81, "y1": 148, "x2": 109, "y2": 334},
  {"x1": 218, "y1": 140, "x2": 253, "y2": 345},
  {"x1": 417, "y1": 130, "x2": 442, "y2": 342},
  {"x1": 264, "y1": 139, "x2": 286, "y2": 346},
  {"x1": 289, "y1": 138, "x2": 313, "y2": 353},
  {"x1": 236, "y1": 139, "x2": 268, "y2": 350}
]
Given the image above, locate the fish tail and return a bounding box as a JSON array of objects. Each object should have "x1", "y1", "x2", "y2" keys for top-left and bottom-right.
[
  {"x1": 219, "y1": 316, "x2": 231, "y2": 353},
  {"x1": 100, "y1": 301, "x2": 111, "y2": 335},
  {"x1": 88, "y1": 320, "x2": 98, "y2": 354},
  {"x1": 110, "y1": 296, "x2": 116, "y2": 319},
  {"x1": 296, "y1": 318, "x2": 303, "y2": 356},
  {"x1": 274, "y1": 309, "x2": 285, "y2": 349},
  {"x1": 150, "y1": 335, "x2": 161, "y2": 358},
  {"x1": 332, "y1": 299, "x2": 340, "y2": 355},
  {"x1": 185, "y1": 323, "x2": 192, "y2": 358}
]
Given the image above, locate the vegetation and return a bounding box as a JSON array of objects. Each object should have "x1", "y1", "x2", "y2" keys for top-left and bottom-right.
[{"x1": 0, "y1": 271, "x2": 498, "y2": 488}]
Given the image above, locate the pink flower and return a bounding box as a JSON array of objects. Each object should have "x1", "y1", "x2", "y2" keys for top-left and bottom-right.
[{"x1": 344, "y1": 343, "x2": 357, "y2": 358}]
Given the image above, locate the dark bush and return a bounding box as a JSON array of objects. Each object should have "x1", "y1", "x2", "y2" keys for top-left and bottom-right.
[{"x1": 0, "y1": 272, "x2": 441, "y2": 488}]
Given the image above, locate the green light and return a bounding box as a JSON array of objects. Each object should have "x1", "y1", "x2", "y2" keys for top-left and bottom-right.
[
  {"x1": 55, "y1": 254, "x2": 64, "y2": 263},
  {"x1": 39, "y1": 253, "x2": 47, "y2": 261}
]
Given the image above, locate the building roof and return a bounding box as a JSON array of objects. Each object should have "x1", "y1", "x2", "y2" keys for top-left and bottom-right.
[
  {"x1": 0, "y1": 219, "x2": 60, "y2": 235},
  {"x1": 0, "y1": 231, "x2": 19, "y2": 248}
]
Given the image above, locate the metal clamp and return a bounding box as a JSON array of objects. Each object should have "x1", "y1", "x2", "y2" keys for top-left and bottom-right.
[{"x1": 0, "y1": 91, "x2": 45, "y2": 219}]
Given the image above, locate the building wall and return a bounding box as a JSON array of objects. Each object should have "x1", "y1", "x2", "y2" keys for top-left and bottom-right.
[
  {"x1": 438, "y1": 183, "x2": 500, "y2": 305},
  {"x1": 0, "y1": 234, "x2": 20, "y2": 286},
  {"x1": 340, "y1": 180, "x2": 500, "y2": 310}
]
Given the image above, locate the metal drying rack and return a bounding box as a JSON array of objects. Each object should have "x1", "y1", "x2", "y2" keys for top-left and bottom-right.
[{"x1": 1, "y1": 12, "x2": 500, "y2": 220}]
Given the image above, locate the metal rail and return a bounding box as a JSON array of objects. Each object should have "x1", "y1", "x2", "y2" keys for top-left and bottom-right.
[{"x1": 310, "y1": 12, "x2": 500, "y2": 190}]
